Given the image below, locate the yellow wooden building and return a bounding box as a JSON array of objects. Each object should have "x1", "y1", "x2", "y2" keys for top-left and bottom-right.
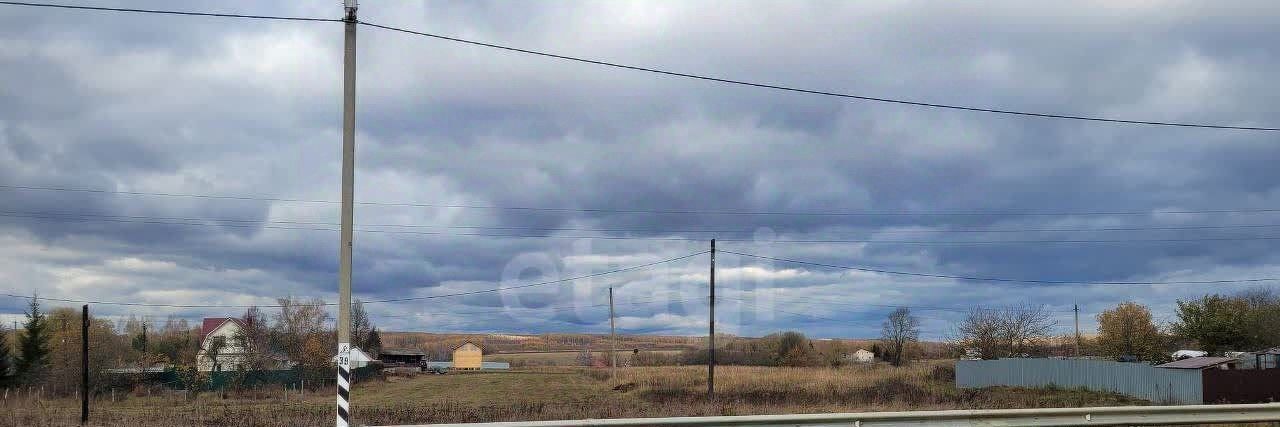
[{"x1": 452, "y1": 342, "x2": 484, "y2": 370}]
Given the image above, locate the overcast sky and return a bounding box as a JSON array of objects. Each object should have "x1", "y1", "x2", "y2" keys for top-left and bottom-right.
[{"x1": 2, "y1": 0, "x2": 1280, "y2": 340}]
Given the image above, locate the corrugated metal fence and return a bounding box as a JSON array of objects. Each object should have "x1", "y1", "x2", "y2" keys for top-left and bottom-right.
[{"x1": 956, "y1": 359, "x2": 1203, "y2": 404}]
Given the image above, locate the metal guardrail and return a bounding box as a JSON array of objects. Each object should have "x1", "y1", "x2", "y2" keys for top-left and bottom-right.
[{"x1": 379, "y1": 403, "x2": 1280, "y2": 427}]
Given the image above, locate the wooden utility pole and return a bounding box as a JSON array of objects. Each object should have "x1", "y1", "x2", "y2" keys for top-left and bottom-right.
[
  {"x1": 707, "y1": 239, "x2": 716, "y2": 400},
  {"x1": 81, "y1": 304, "x2": 88, "y2": 425},
  {"x1": 609, "y1": 287, "x2": 617, "y2": 380},
  {"x1": 1073, "y1": 304, "x2": 1081, "y2": 357},
  {"x1": 335, "y1": 1, "x2": 358, "y2": 426}
]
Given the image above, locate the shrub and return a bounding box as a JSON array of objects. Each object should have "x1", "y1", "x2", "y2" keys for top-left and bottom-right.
[{"x1": 928, "y1": 364, "x2": 955, "y2": 383}]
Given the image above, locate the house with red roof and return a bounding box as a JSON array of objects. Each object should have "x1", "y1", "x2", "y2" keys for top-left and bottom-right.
[
  {"x1": 196, "y1": 317, "x2": 291, "y2": 372},
  {"x1": 196, "y1": 317, "x2": 247, "y2": 372}
]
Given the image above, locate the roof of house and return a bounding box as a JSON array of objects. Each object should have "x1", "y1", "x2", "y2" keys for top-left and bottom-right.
[
  {"x1": 452, "y1": 341, "x2": 485, "y2": 352},
  {"x1": 200, "y1": 317, "x2": 245, "y2": 338},
  {"x1": 1254, "y1": 347, "x2": 1280, "y2": 355},
  {"x1": 1156, "y1": 356, "x2": 1238, "y2": 369},
  {"x1": 379, "y1": 348, "x2": 426, "y2": 357}
]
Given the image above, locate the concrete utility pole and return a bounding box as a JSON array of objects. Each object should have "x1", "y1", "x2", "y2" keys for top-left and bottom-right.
[
  {"x1": 707, "y1": 239, "x2": 716, "y2": 400},
  {"x1": 335, "y1": 1, "x2": 358, "y2": 427},
  {"x1": 609, "y1": 287, "x2": 617, "y2": 381},
  {"x1": 1073, "y1": 304, "x2": 1081, "y2": 357}
]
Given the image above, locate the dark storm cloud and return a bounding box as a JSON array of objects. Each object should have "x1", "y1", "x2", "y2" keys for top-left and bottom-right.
[{"x1": 3, "y1": 0, "x2": 1280, "y2": 336}]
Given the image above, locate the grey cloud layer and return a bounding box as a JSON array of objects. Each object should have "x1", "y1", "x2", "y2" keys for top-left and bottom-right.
[{"x1": 2, "y1": 0, "x2": 1280, "y2": 338}]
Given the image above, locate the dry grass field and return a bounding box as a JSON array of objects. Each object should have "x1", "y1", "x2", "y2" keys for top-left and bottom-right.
[{"x1": 3, "y1": 362, "x2": 1151, "y2": 426}]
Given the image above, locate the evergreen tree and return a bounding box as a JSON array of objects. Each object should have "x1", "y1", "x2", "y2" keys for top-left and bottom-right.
[
  {"x1": 131, "y1": 323, "x2": 148, "y2": 353},
  {"x1": 364, "y1": 327, "x2": 382, "y2": 357},
  {"x1": 15, "y1": 296, "x2": 51, "y2": 382},
  {"x1": 0, "y1": 323, "x2": 12, "y2": 382}
]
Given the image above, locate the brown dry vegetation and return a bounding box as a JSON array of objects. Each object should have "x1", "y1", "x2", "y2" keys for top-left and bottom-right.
[{"x1": 5, "y1": 361, "x2": 1149, "y2": 426}]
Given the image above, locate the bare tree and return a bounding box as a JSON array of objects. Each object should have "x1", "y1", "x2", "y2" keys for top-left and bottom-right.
[
  {"x1": 233, "y1": 306, "x2": 272, "y2": 370},
  {"x1": 1001, "y1": 303, "x2": 1058, "y2": 357},
  {"x1": 272, "y1": 297, "x2": 332, "y2": 371},
  {"x1": 954, "y1": 307, "x2": 1004, "y2": 359},
  {"x1": 273, "y1": 296, "x2": 330, "y2": 363},
  {"x1": 204, "y1": 336, "x2": 226, "y2": 371},
  {"x1": 351, "y1": 299, "x2": 372, "y2": 349},
  {"x1": 880, "y1": 307, "x2": 920, "y2": 366},
  {"x1": 576, "y1": 345, "x2": 594, "y2": 366},
  {"x1": 954, "y1": 304, "x2": 1057, "y2": 359}
]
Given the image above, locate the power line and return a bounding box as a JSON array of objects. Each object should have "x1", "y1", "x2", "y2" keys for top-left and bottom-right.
[
  {"x1": 14, "y1": 211, "x2": 1280, "y2": 245},
  {"x1": 0, "y1": 251, "x2": 707, "y2": 308},
  {"x1": 2, "y1": 2, "x2": 1273, "y2": 131},
  {"x1": 720, "y1": 249, "x2": 1280, "y2": 286},
  {"x1": 0, "y1": 1, "x2": 340, "y2": 22},
  {"x1": 10, "y1": 184, "x2": 1280, "y2": 217},
  {"x1": 14, "y1": 208, "x2": 1280, "y2": 235},
  {"x1": 357, "y1": 20, "x2": 1280, "y2": 132}
]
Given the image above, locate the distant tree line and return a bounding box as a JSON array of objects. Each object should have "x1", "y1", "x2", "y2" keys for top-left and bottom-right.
[
  {"x1": 672, "y1": 331, "x2": 907, "y2": 367},
  {"x1": 950, "y1": 287, "x2": 1280, "y2": 361}
]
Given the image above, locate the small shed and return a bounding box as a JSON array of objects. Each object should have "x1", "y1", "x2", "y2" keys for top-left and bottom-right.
[
  {"x1": 844, "y1": 349, "x2": 874, "y2": 363},
  {"x1": 1252, "y1": 347, "x2": 1280, "y2": 370},
  {"x1": 452, "y1": 342, "x2": 484, "y2": 370},
  {"x1": 379, "y1": 348, "x2": 426, "y2": 366},
  {"x1": 1158, "y1": 356, "x2": 1280, "y2": 403}
]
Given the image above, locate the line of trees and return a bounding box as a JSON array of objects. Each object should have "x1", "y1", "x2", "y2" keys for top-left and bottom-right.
[
  {"x1": 950, "y1": 287, "x2": 1280, "y2": 362},
  {"x1": 1089, "y1": 288, "x2": 1280, "y2": 360},
  {"x1": 677, "y1": 332, "x2": 865, "y2": 367},
  {"x1": 0, "y1": 296, "x2": 382, "y2": 395},
  {"x1": 1170, "y1": 288, "x2": 1280, "y2": 355}
]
